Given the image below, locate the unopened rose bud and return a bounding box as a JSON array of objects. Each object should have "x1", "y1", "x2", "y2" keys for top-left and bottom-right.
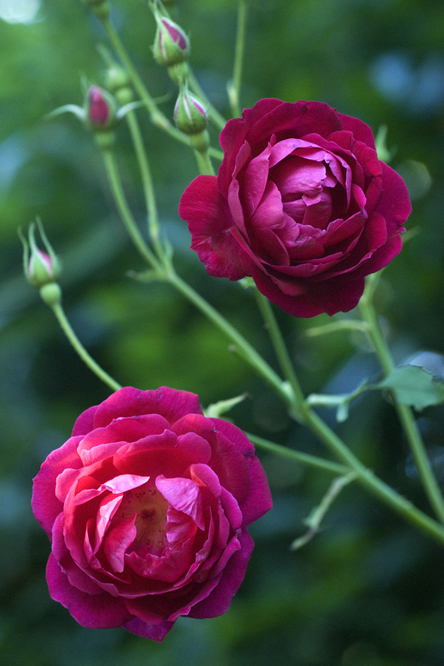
[
  {"x1": 85, "y1": 85, "x2": 118, "y2": 131},
  {"x1": 105, "y1": 65, "x2": 134, "y2": 106},
  {"x1": 21, "y1": 221, "x2": 60, "y2": 288},
  {"x1": 174, "y1": 86, "x2": 208, "y2": 136},
  {"x1": 152, "y1": 16, "x2": 189, "y2": 67},
  {"x1": 85, "y1": 0, "x2": 110, "y2": 20}
]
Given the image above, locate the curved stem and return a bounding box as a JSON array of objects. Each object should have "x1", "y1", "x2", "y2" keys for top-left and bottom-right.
[
  {"x1": 101, "y1": 149, "x2": 161, "y2": 271},
  {"x1": 359, "y1": 288, "x2": 444, "y2": 524},
  {"x1": 50, "y1": 301, "x2": 122, "y2": 392},
  {"x1": 228, "y1": 0, "x2": 248, "y2": 117}
]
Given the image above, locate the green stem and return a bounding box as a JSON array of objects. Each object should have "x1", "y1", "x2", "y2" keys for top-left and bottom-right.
[
  {"x1": 194, "y1": 148, "x2": 215, "y2": 176},
  {"x1": 125, "y1": 110, "x2": 162, "y2": 257},
  {"x1": 101, "y1": 149, "x2": 161, "y2": 271},
  {"x1": 246, "y1": 432, "x2": 350, "y2": 475},
  {"x1": 253, "y1": 287, "x2": 444, "y2": 543},
  {"x1": 304, "y1": 408, "x2": 444, "y2": 545},
  {"x1": 51, "y1": 301, "x2": 122, "y2": 392},
  {"x1": 228, "y1": 0, "x2": 248, "y2": 117},
  {"x1": 305, "y1": 319, "x2": 370, "y2": 337},
  {"x1": 359, "y1": 289, "x2": 444, "y2": 525},
  {"x1": 187, "y1": 68, "x2": 227, "y2": 132},
  {"x1": 210, "y1": 147, "x2": 224, "y2": 162},
  {"x1": 255, "y1": 290, "x2": 305, "y2": 409}
]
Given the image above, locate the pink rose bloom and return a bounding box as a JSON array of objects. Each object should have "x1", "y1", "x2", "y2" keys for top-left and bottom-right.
[
  {"x1": 32, "y1": 387, "x2": 272, "y2": 642},
  {"x1": 179, "y1": 99, "x2": 411, "y2": 317}
]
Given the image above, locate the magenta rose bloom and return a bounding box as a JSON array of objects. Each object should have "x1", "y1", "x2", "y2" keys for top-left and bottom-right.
[
  {"x1": 32, "y1": 386, "x2": 272, "y2": 642},
  {"x1": 179, "y1": 99, "x2": 411, "y2": 317}
]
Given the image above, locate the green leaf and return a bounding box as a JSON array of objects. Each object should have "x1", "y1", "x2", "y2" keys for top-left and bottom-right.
[
  {"x1": 204, "y1": 393, "x2": 247, "y2": 418},
  {"x1": 377, "y1": 366, "x2": 444, "y2": 410}
]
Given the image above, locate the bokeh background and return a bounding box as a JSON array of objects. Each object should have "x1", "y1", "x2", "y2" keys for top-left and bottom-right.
[{"x1": 1, "y1": 0, "x2": 444, "y2": 664}]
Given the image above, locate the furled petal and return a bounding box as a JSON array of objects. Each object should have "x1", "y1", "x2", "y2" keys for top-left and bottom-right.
[
  {"x1": 104, "y1": 474, "x2": 150, "y2": 494},
  {"x1": 156, "y1": 476, "x2": 204, "y2": 530},
  {"x1": 95, "y1": 494, "x2": 123, "y2": 551},
  {"x1": 104, "y1": 514, "x2": 137, "y2": 573},
  {"x1": 243, "y1": 142, "x2": 273, "y2": 216}
]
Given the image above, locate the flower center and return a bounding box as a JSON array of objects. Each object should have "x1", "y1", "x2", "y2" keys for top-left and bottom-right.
[{"x1": 116, "y1": 481, "x2": 169, "y2": 556}]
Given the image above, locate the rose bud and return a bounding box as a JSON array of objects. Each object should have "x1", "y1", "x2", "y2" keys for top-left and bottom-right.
[
  {"x1": 179, "y1": 99, "x2": 412, "y2": 318},
  {"x1": 104, "y1": 64, "x2": 134, "y2": 106},
  {"x1": 85, "y1": 0, "x2": 110, "y2": 20},
  {"x1": 85, "y1": 85, "x2": 118, "y2": 131},
  {"x1": 152, "y1": 15, "x2": 189, "y2": 67},
  {"x1": 21, "y1": 221, "x2": 60, "y2": 289},
  {"x1": 174, "y1": 85, "x2": 208, "y2": 136},
  {"x1": 32, "y1": 386, "x2": 272, "y2": 642}
]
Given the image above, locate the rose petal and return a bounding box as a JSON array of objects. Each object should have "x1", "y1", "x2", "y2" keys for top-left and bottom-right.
[
  {"x1": 123, "y1": 617, "x2": 175, "y2": 642},
  {"x1": 188, "y1": 530, "x2": 255, "y2": 619},
  {"x1": 46, "y1": 553, "x2": 132, "y2": 629},
  {"x1": 32, "y1": 436, "x2": 83, "y2": 537},
  {"x1": 93, "y1": 387, "x2": 203, "y2": 429},
  {"x1": 180, "y1": 175, "x2": 254, "y2": 280}
]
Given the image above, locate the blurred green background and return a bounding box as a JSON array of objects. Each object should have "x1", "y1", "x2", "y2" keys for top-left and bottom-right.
[{"x1": 1, "y1": 0, "x2": 444, "y2": 664}]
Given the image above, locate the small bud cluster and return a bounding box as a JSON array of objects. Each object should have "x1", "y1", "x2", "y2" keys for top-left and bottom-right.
[
  {"x1": 105, "y1": 65, "x2": 133, "y2": 106},
  {"x1": 149, "y1": 4, "x2": 209, "y2": 149}
]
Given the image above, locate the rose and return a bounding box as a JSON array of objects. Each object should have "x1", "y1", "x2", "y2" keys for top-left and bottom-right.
[
  {"x1": 32, "y1": 386, "x2": 272, "y2": 642},
  {"x1": 179, "y1": 99, "x2": 411, "y2": 317}
]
